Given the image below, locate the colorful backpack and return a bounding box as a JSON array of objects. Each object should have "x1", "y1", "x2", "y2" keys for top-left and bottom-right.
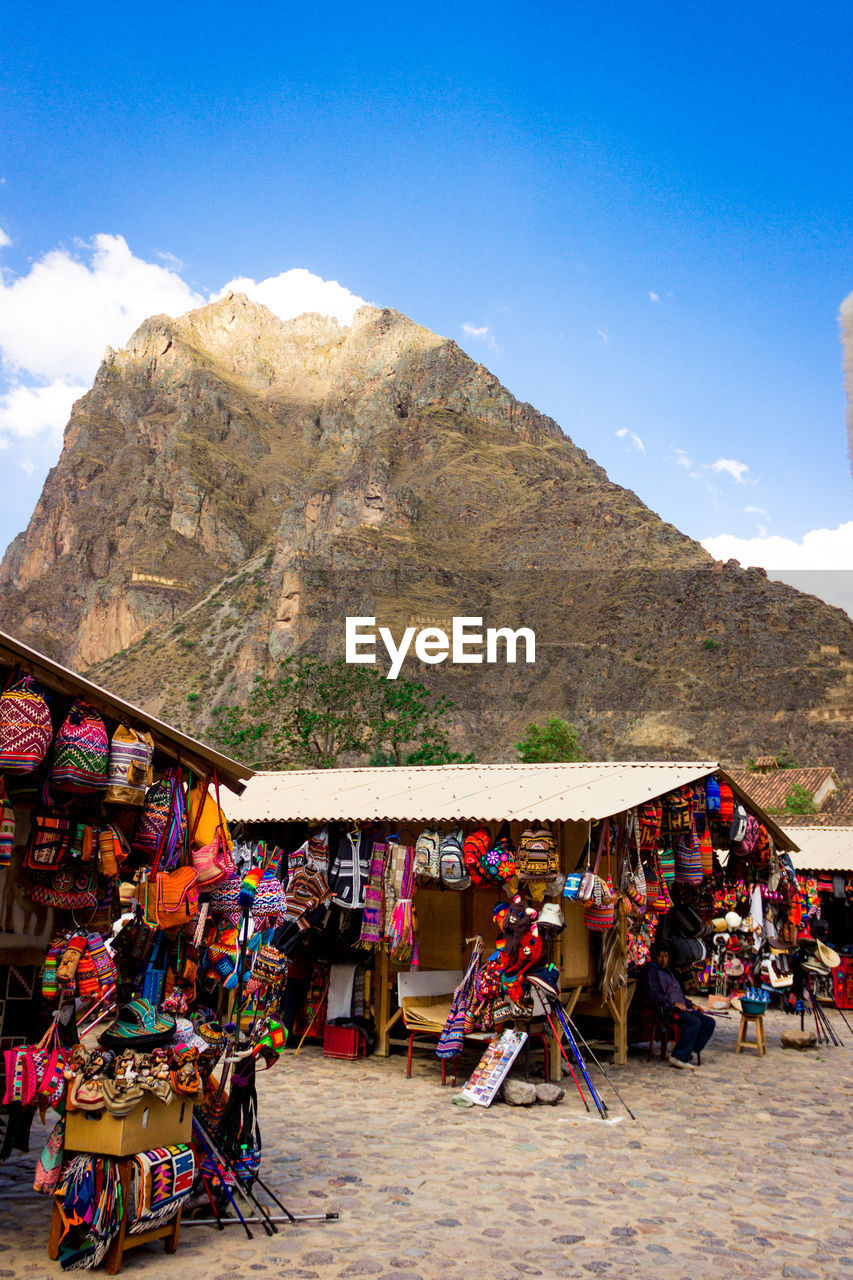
[
  {"x1": 730, "y1": 803, "x2": 749, "y2": 844},
  {"x1": 0, "y1": 674, "x2": 53, "y2": 774},
  {"x1": 104, "y1": 724, "x2": 155, "y2": 805},
  {"x1": 50, "y1": 701, "x2": 109, "y2": 793},
  {"x1": 718, "y1": 782, "x2": 734, "y2": 827},
  {"x1": 439, "y1": 829, "x2": 470, "y2": 889},
  {"x1": 463, "y1": 826, "x2": 491, "y2": 886},
  {"x1": 705, "y1": 776, "x2": 721, "y2": 815},
  {"x1": 414, "y1": 828, "x2": 441, "y2": 881},
  {"x1": 638, "y1": 799, "x2": 662, "y2": 851},
  {"x1": 482, "y1": 824, "x2": 517, "y2": 883},
  {"x1": 516, "y1": 826, "x2": 559, "y2": 880},
  {"x1": 664, "y1": 787, "x2": 693, "y2": 835}
]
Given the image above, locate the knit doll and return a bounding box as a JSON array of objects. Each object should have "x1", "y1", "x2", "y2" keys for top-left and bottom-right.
[{"x1": 499, "y1": 897, "x2": 543, "y2": 1004}]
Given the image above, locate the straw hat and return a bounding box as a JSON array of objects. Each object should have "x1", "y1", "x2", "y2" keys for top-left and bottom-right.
[{"x1": 817, "y1": 940, "x2": 841, "y2": 969}]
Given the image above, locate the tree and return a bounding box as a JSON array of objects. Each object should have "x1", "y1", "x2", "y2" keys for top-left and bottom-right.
[
  {"x1": 514, "y1": 716, "x2": 584, "y2": 764},
  {"x1": 210, "y1": 655, "x2": 473, "y2": 769},
  {"x1": 783, "y1": 783, "x2": 817, "y2": 816}
]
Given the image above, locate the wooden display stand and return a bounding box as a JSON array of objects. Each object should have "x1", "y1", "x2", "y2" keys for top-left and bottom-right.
[
  {"x1": 48, "y1": 1157, "x2": 182, "y2": 1274},
  {"x1": 50, "y1": 1097, "x2": 192, "y2": 1273}
]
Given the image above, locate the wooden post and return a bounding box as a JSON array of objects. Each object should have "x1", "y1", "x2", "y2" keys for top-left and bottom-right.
[{"x1": 375, "y1": 948, "x2": 391, "y2": 1056}]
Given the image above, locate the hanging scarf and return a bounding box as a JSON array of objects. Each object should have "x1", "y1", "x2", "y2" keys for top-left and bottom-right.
[
  {"x1": 436, "y1": 941, "x2": 483, "y2": 1059},
  {"x1": 383, "y1": 840, "x2": 409, "y2": 936},
  {"x1": 358, "y1": 840, "x2": 388, "y2": 947},
  {"x1": 388, "y1": 844, "x2": 418, "y2": 966}
]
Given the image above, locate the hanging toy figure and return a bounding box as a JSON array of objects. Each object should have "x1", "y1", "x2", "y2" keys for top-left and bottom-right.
[{"x1": 498, "y1": 896, "x2": 543, "y2": 1006}]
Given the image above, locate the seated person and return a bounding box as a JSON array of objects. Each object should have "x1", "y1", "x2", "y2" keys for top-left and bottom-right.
[{"x1": 645, "y1": 942, "x2": 715, "y2": 1070}]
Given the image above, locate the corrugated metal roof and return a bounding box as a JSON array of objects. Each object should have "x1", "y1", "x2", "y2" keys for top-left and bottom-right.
[
  {"x1": 0, "y1": 629, "x2": 253, "y2": 794},
  {"x1": 222, "y1": 758, "x2": 744, "y2": 824},
  {"x1": 783, "y1": 827, "x2": 853, "y2": 873}
]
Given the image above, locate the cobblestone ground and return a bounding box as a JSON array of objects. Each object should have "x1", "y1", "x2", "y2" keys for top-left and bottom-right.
[{"x1": 2, "y1": 1007, "x2": 853, "y2": 1279}]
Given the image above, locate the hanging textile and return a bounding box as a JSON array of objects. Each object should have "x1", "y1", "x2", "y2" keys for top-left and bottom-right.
[
  {"x1": 358, "y1": 840, "x2": 388, "y2": 947},
  {"x1": 436, "y1": 940, "x2": 483, "y2": 1059},
  {"x1": 388, "y1": 843, "x2": 418, "y2": 966}
]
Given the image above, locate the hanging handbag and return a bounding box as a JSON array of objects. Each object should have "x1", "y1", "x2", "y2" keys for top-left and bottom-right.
[
  {"x1": 623, "y1": 811, "x2": 647, "y2": 910},
  {"x1": 104, "y1": 723, "x2": 154, "y2": 805},
  {"x1": 582, "y1": 822, "x2": 616, "y2": 930},
  {"x1": 25, "y1": 862, "x2": 99, "y2": 910},
  {"x1": 132, "y1": 766, "x2": 186, "y2": 863},
  {"x1": 578, "y1": 821, "x2": 606, "y2": 902},
  {"x1": 142, "y1": 865, "x2": 199, "y2": 929},
  {"x1": 675, "y1": 809, "x2": 703, "y2": 885},
  {"x1": 188, "y1": 772, "x2": 234, "y2": 852},
  {"x1": 23, "y1": 812, "x2": 70, "y2": 871},
  {"x1": 191, "y1": 773, "x2": 234, "y2": 888},
  {"x1": 0, "y1": 672, "x2": 53, "y2": 774},
  {"x1": 49, "y1": 700, "x2": 109, "y2": 794}
]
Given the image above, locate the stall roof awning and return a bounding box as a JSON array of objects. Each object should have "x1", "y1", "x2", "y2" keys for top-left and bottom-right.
[
  {"x1": 223, "y1": 760, "x2": 798, "y2": 849},
  {"x1": 0, "y1": 629, "x2": 253, "y2": 795},
  {"x1": 781, "y1": 827, "x2": 853, "y2": 873}
]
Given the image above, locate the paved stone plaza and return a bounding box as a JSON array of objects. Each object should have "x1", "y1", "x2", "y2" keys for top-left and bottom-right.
[{"x1": 2, "y1": 1007, "x2": 853, "y2": 1280}]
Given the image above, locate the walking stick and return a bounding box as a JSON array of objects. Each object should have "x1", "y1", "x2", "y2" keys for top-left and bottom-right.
[
  {"x1": 545, "y1": 996, "x2": 608, "y2": 1118},
  {"x1": 539, "y1": 1003, "x2": 591, "y2": 1111},
  {"x1": 192, "y1": 1118, "x2": 254, "y2": 1239},
  {"x1": 558, "y1": 1009, "x2": 637, "y2": 1119}
]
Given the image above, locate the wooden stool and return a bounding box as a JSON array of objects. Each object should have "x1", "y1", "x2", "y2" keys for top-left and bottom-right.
[
  {"x1": 48, "y1": 1157, "x2": 182, "y2": 1274},
  {"x1": 736, "y1": 1013, "x2": 767, "y2": 1056}
]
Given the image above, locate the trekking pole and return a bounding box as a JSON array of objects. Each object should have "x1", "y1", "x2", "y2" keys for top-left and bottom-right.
[
  {"x1": 194, "y1": 1113, "x2": 277, "y2": 1236},
  {"x1": 548, "y1": 998, "x2": 608, "y2": 1118},
  {"x1": 192, "y1": 1119, "x2": 253, "y2": 1239},
  {"x1": 539, "y1": 1003, "x2": 591, "y2": 1111},
  {"x1": 561, "y1": 1014, "x2": 637, "y2": 1120}
]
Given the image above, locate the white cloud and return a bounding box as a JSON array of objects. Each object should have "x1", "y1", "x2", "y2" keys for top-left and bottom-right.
[
  {"x1": 745, "y1": 505, "x2": 769, "y2": 519},
  {"x1": 461, "y1": 322, "x2": 491, "y2": 340},
  {"x1": 649, "y1": 291, "x2": 660, "y2": 302},
  {"x1": 595, "y1": 328, "x2": 610, "y2": 345},
  {"x1": 215, "y1": 268, "x2": 367, "y2": 326},
  {"x1": 157, "y1": 250, "x2": 185, "y2": 270},
  {"x1": 0, "y1": 227, "x2": 10, "y2": 249},
  {"x1": 710, "y1": 457, "x2": 750, "y2": 484},
  {"x1": 702, "y1": 522, "x2": 853, "y2": 571},
  {"x1": 616, "y1": 428, "x2": 645, "y2": 453},
  {"x1": 18, "y1": 458, "x2": 36, "y2": 476},
  {"x1": 0, "y1": 234, "x2": 204, "y2": 383},
  {"x1": 674, "y1": 447, "x2": 692, "y2": 470},
  {"x1": 0, "y1": 380, "x2": 88, "y2": 444}
]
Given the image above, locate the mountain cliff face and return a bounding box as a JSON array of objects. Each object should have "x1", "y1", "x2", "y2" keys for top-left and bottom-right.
[{"x1": 2, "y1": 294, "x2": 852, "y2": 774}]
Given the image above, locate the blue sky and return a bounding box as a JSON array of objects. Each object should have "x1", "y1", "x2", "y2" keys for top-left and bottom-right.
[{"x1": 1, "y1": 3, "x2": 851, "y2": 599}]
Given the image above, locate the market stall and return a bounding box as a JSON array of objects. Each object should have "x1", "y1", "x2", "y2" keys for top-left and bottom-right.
[
  {"x1": 224, "y1": 761, "x2": 799, "y2": 1077},
  {"x1": 0, "y1": 630, "x2": 327, "y2": 1270}
]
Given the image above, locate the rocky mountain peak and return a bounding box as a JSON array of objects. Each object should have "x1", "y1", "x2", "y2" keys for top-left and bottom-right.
[{"x1": 1, "y1": 294, "x2": 851, "y2": 772}]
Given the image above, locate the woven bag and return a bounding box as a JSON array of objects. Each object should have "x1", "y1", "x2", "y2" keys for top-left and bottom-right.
[
  {"x1": 104, "y1": 724, "x2": 154, "y2": 805},
  {"x1": 50, "y1": 700, "x2": 109, "y2": 793},
  {"x1": 0, "y1": 674, "x2": 53, "y2": 774},
  {"x1": 132, "y1": 767, "x2": 186, "y2": 864},
  {"x1": 191, "y1": 773, "x2": 234, "y2": 888},
  {"x1": 25, "y1": 863, "x2": 99, "y2": 910}
]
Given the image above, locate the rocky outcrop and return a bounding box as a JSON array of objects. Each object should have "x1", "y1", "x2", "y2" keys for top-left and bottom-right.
[{"x1": 2, "y1": 293, "x2": 852, "y2": 774}]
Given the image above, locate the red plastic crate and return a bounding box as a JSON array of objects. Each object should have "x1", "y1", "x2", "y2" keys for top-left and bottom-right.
[{"x1": 323, "y1": 1023, "x2": 367, "y2": 1060}]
